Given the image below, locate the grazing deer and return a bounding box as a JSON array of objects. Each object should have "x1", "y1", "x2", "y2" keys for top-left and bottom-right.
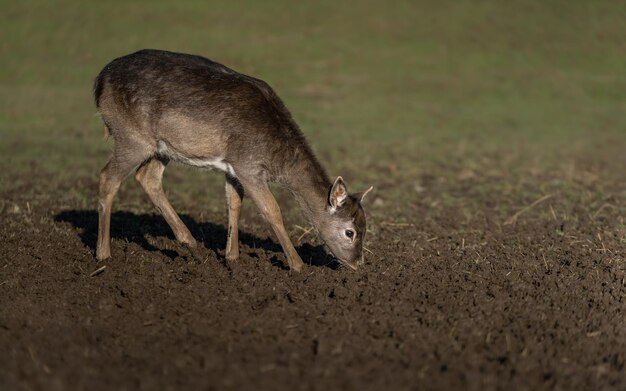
[{"x1": 93, "y1": 49, "x2": 372, "y2": 271}]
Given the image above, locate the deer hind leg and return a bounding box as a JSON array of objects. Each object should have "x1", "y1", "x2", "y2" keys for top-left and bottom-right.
[
  {"x1": 135, "y1": 157, "x2": 196, "y2": 246},
  {"x1": 96, "y1": 151, "x2": 150, "y2": 261},
  {"x1": 238, "y1": 178, "x2": 304, "y2": 272},
  {"x1": 225, "y1": 174, "x2": 244, "y2": 261}
]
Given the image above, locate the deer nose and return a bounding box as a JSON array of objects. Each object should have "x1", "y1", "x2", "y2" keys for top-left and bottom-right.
[{"x1": 338, "y1": 257, "x2": 358, "y2": 270}]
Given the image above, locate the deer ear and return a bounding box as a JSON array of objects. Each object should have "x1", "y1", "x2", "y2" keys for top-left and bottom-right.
[
  {"x1": 329, "y1": 176, "x2": 348, "y2": 210},
  {"x1": 354, "y1": 186, "x2": 374, "y2": 203}
]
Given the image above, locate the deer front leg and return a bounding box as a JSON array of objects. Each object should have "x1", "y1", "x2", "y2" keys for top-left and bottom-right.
[
  {"x1": 239, "y1": 178, "x2": 304, "y2": 272},
  {"x1": 225, "y1": 174, "x2": 244, "y2": 262}
]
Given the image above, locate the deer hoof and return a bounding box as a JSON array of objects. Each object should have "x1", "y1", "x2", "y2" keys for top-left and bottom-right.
[
  {"x1": 182, "y1": 238, "x2": 197, "y2": 248},
  {"x1": 96, "y1": 249, "x2": 111, "y2": 261},
  {"x1": 290, "y1": 259, "x2": 304, "y2": 272},
  {"x1": 226, "y1": 253, "x2": 239, "y2": 262},
  {"x1": 183, "y1": 243, "x2": 204, "y2": 263}
]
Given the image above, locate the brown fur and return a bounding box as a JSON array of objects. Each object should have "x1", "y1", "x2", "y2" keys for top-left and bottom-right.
[{"x1": 94, "y1": 49, "x2": 370, "y2": 271}]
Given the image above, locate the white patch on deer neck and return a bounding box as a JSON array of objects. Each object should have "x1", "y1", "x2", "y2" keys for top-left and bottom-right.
[{"x1": 157, "y1": 140, "x2": 236, "y2": 177}]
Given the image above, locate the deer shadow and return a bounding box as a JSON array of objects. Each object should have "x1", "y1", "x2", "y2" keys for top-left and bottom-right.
[{"x1": 54, "y1": 210, "x2": 340, "y2": 269}]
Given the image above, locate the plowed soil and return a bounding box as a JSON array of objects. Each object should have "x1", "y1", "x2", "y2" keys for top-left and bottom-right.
[{"x1": 1, "y1": 159, "x2": 624, "y2": 390}]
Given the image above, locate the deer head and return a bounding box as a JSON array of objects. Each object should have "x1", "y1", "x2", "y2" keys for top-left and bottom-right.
[{"x1": 315, "y1": 176, "x2": 373, "y2": 270}]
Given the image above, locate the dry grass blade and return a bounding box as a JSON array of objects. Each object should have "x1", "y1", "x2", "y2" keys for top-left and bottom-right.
[
  {"x1": 294, "y1": 225, "x2": 314, "y2": 242},
  {"x1": 504, "y1": 194, "x2": 553, "y2": 226},
  {"x1": 90, "y1": 265, "x2": 107, "y2": 277},
  {"x1": 381, "y1": 222, "x2": 414, "y2": 227},
  {"x1": 592, "y1": 203, "x2": 615, "y2": 219}
]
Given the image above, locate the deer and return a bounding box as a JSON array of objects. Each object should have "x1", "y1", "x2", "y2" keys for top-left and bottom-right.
[{"x1": 93, "y1": 49, "x2": 372, "y2": 272}]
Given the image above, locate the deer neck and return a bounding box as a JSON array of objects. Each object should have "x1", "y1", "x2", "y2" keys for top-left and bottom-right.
[{"x1": 284, "y1": 151, "x2": 331, "y2": 224}]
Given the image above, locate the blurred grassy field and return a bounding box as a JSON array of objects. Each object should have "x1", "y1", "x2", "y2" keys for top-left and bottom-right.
[
  {"x1": 1, "y1": 0, "x2": 624, "y2": 213},
  {"x1": 3, "y1": 3, "x2": 626, "y2": 388}
]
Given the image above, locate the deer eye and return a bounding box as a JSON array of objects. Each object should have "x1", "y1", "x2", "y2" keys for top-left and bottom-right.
[{"x1": 345, "y1": 229, "x2": 355, "y2": 240}]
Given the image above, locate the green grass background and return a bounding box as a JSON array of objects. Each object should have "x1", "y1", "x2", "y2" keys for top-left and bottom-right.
[{"x1": 1, "y1": 0, "x2": 624, "y2": 213}]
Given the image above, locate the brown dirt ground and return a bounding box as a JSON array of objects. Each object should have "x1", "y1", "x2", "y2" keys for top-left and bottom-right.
[{"x1": 0, "y1": 157, "x2": 625, "y2": 390}]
